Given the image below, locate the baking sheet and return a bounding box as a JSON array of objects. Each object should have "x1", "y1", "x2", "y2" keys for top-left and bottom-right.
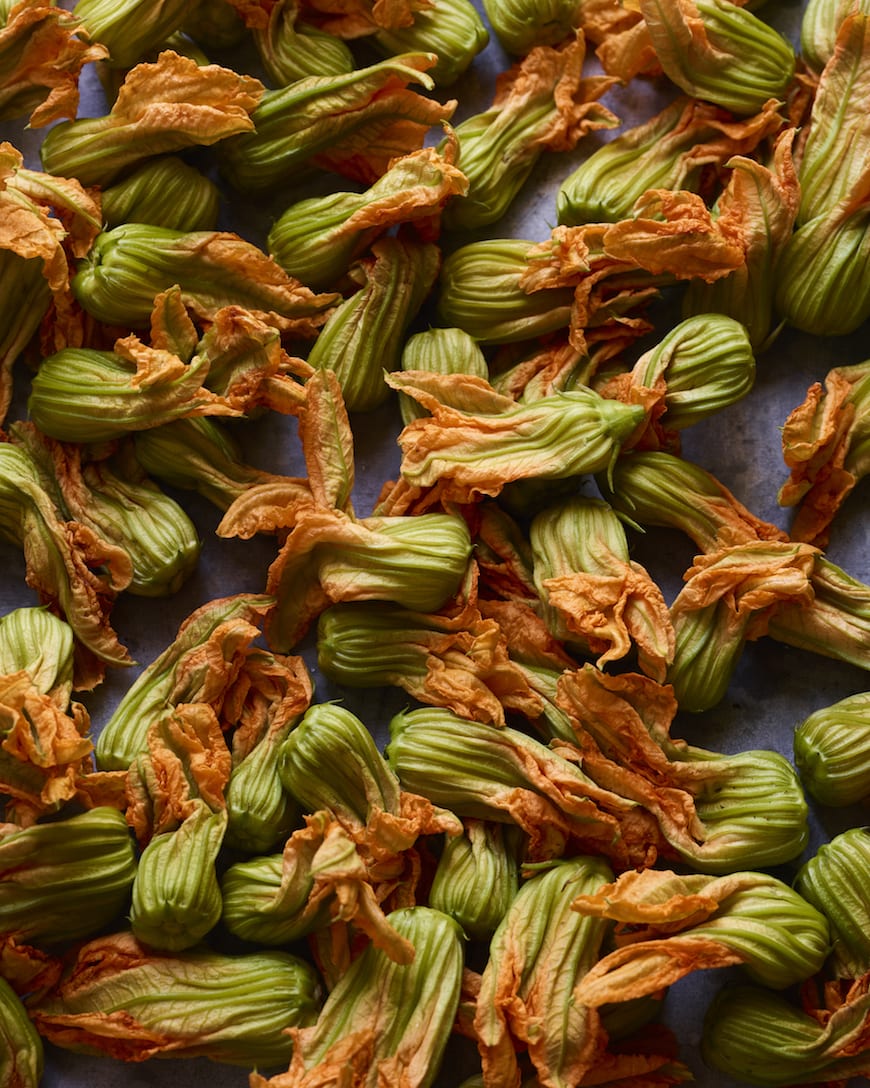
[{"x1": 0, "y1": 0, "x2": 869, "y2": 1085}]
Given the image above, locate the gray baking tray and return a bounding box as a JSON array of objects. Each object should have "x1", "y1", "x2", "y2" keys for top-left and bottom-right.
[{"x1": 0, "y1": 0, "x2": 868, "y2": 1085}]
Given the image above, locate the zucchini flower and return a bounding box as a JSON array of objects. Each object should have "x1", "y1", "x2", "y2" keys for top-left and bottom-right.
[
  {"x1": 268, "y1": 138, "x2": 467, "y2": 291},
  {"x1": 95, "y1": 592, "x2": 271, "y2": 770},
  {"x1": 0, "y1": 251, "x2": 50, "y2": 427},
  {"x1": 0, "y1": 442, "x2": 132, "y2": 677},
  {"x1": 250, "y1": 906, "x2": 462, "y2": 1088},
  {"x1": 767, "y1": 554, "x2": 870, "y2": 675},
  {"x1": 316, "y1": 589, "x2": 544, "y2": 729},
  {"x1": 39, "y1": 50, "x2": 263, "y2": 187},
  {"x1": 28, "y1": 344, "x2": 237, "y2": 445},
  {"x1": 428, "y1": 819, "x2": 520, "y2": 940},
  {"x1": 237, "y1": 0, "x2": 354, "y2": 84},
  {"x1": 442, "y1": 34, "x2": 618, "y2": 231},
  {"x1": 599, "y1": 448, "x2": 787, "y2": 553},
  {"x1": 398, "y1": 326, "x2": 489, "y2": 426},
  {"x1": 481, "y1": 0, "x2": 583, "y2": 54},
  {"x1": 774, "y1": 201, "x2": 870, "y2": 337},
  {"x1": 184, "y1": 0, "x2": 246, "y2": 48},
  {"x1": 305, "y1": 236, "x2": 441, "y2": 412},
  {"x1": 795, "y1": 827, "x2": 870, "y2": 980},
  {"x1": 71, "y1": 224, "x2": 339, "y2": 331},
  {"x1": 0, "y1": 974, "x2": 42, "y2": 1086},
  {"x1": 599, "y1": 313, "x2": 756, "y2": 447},
  {"x1": 792, "y1": 691, "x2": 870, "y2": 808},
  {"x1": 220, "y1": 819, "x2": 332, "y2": 947},
  {"x1": 475, "y1": 855, "x2": 687, "y2": 1087},
  {"x1": 0, "y1": 0, "x2": 107, "y2": 127},
  {"x1": 555, "y1": 665, "x2": 810, "y2": 874},
  {"x1": 99, "y1": 156, "x2": 221, "y2": 232},
  {"x1": 387, "y1": 705, "x2": 667, "y2": 868},
  {"x1": 218, "y1": 53, "x2": 456, "y2": 192},
  {"x1": 0, "y1": 808, "x2": 137, "y2": 947},
  {"x1": 223, "y1": 649, "x2": 313, "y2": 854},
  {"x1": 778, "y1": 359, "x2": 870, "y2": 547},
  {"x1": 126, "y1": 703, "x2": 231, "y2": 951},
  {"x1": 666, "y1": 539, "x2": 818, "y2": 712},
  {"x1": 373, "y1": 0, "x2": 489, "y2": 85},
  {"x1": 557, "y1": 95, "x2": 785, "y2": 225},
  {"x1": 386, "y1": 370, "x2": 646, "y2": 505},
  {"x1": 0, "y1": 606, "x2": 74, "y2": 708},
  {"x1": 801, "y1": 0, "x2": 870, "y2": 73},
  {"x1": 682, "y1": 129, "x2": 801, "y2": 350},
  {"x1": 436, "y1": 238, "x2": 576, "y2": 345},
  {"x1": 529, "y1": 496, "x2": 675, "y2": 680},
  {"x1": 265, "y1": 507, "x2": 472, "y2": 652},
  {"x1": 571, "y1": 867, "x2": 830, "y2": 1006},
  {"x1": 11, "y1": 423, "x2": 199, "y2": 598},
  {"x1": 635, "y1": 0, "x2": 796, "y2": 116},
  {"x1": 71, "y1": 0, "x2": 191, "y2": 69},
  {"x1": 29, "y1": 930, "x2": 321, "y2": 1065},
  {"x1": 701, "y1": 982, "x2": 870, "y2": 1086}
]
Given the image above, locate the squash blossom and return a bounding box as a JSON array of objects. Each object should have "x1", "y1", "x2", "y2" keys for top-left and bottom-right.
[
  {"x1": 482, "y1": 0, "x2": 584, "y2": 54},
  {"x1": 39, "y1": 50, "x2": 263, "y2": 187},
  {"x1": 268, "y1": 138, "x2": 467, "y2": 292},
  {"x1": 265, "y1": 507, "x2": 472, "y2": 652},
  {"x1": 305, "y1": 236, "x2": 441, "y2": 413},
  {"x1": 701, "y1": 982, "x2": 870, "y2": 1086},
  {"x1": 554, "y1": 664, "x2": 810, "y2": 875},
  {"x1": 795, "y1": 827, "x2": 870, "y2": 982},
  {"x1": 428, "y1": 819, "x2": 520, "y2": 941},
  {"x1": 558, "y1": 95, "x2": 784, "y2": 226},
  {"x1": 250, "y1": 906, "x2": 463, "y2": 1088},
  {"x1": 126, "y1": 703, "x2": 232, "y2": 952},
  {"x1": 0, "y1": 442, "x2": 132, "y2": 677},
  {"x1": 373, "y1": 0, "x2": 489, "y2": 85},
  {"x1": 571, "y1": 867, "x2": 830, "y2": 1006},
  {"x1": 71, "y1": 224, "x2": 340, "y2": 332},
  {"x1": 530, "y1": 496, "x2": 674, "y2": 680},
  {"x1": 793, "y1": 691, "x2": 870, "y2": 808},
  {"x1": 437, "y1": 237, "x2": 576, "y2": 345},
  {"x1": 475, "y1": 855, "x2": 688, "y2": 1087},
  {"x1": 0, "y1": 975, "x2": 42, "y2": 1087},
  {"x1": 441, "y1": 33, "x2": 618, "y2": 231},
  {"x1": 95, "y1": 592, "x2": 271, "y2": 770},
  {"x1": 29, "y1": 930, "x2": 321, "y2": 1066},
  {"x1": 635, "y1": 0, "x2": 796, "y2": 116},
  {"x1": 100, "y1": 157, "x2": 221, "y2": 232},
  {"x1": 386, "y1": 370, "x2": 646, "y2": 505},
  {"x1": 11, "y1": 422, "x2": 200, "y2": 598},
  {"x1": 386, "y1": 705, "x2": 667, "y2": 869},
  {"x1": 0, "y1": 808, "x2": 137, "y2": 947},
  {"x1": 218, "y1": 52, "x2": 456, "y2": 192}
]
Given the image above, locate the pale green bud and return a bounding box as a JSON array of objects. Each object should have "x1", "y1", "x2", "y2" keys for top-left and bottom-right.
[
  {"x1": 0, "y1": 606, "x2": 74, "y2": 707},
  {"x1": 482, "y1": 0, "x2": 582, "y2": 53},
  {"x1": 374, "y1": 0, "x2": 489, "y2": 85},
  {"x1": 0, "y1": 976, "x2": 43, "y2": 1088},
  {"x1": 793, "y1": 691, "x2": 870, "y2": 807},
  {"x1": 100, "y1": 156, "x2": 221, "y2": 232},
  {"x1": 399, "y1": 327, "x2": 489, "y2": 425},
  {"x1": 72, "y1": 0, "x2": 191, "y2": 68}
]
